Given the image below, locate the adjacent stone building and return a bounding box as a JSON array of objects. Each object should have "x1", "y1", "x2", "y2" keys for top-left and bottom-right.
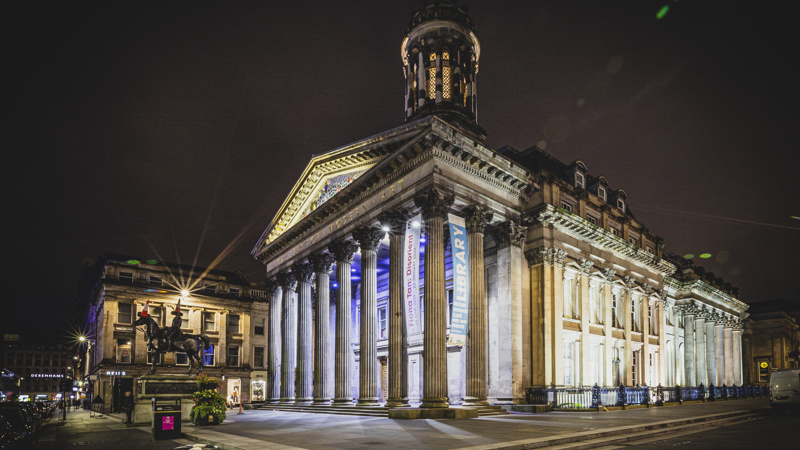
[
  {"x1": 250, "y1": 1, "x2": 748, "y2": 408},
  {"x1": 77, "y1": 252, "x2": 268, "y2": 412}
]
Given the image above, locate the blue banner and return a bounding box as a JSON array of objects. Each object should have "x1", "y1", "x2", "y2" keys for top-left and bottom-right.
[{"x1": 447, "y1": 214, "x2": 469, "y2": 346}]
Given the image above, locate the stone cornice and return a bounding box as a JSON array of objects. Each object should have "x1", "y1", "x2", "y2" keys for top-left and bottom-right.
[{"x1": 526, "y1": 204, "x2": 676, "y2": 276}]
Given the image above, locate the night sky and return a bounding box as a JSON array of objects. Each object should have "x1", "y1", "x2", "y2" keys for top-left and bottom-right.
[{"x1": 7, "y1": 1, "x2": 798, "y2": 338}]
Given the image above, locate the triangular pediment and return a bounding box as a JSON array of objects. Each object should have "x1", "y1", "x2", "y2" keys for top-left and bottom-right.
[{"x1": 253, "y1": 121, "x2": 431, "y2": 251}]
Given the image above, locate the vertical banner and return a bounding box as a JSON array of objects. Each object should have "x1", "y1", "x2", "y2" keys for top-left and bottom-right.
[
  {"x1": 404, "y1": 215, "x2": 423, "y2": 335},
  {"x1": 447, "y1": 214, "x2": 470, "y2": 346}
]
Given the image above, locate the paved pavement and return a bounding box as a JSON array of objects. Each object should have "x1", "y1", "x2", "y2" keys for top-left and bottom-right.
[{"x1": 33, "y1": 399, "x2": 779, "y2": 450}]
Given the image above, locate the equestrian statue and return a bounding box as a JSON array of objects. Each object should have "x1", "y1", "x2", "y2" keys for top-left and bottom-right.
[{"x1": 134, "y1": 298, "x2": 210, "y2": 375}]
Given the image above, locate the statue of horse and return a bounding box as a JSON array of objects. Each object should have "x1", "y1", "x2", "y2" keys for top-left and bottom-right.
[{"x1": 134, "y1": 315, "x2": 210, "y2": 375}]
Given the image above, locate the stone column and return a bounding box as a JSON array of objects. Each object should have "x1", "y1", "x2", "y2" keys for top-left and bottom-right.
[
  {"x1": 293, "y1": 263, "x2": 314, "y2": 404},
  {"x1": 705, "y1": 316, "x2": 717, "y2": 387},
  {"x1": 733, "y1": 323, "x2": 743, "y2": 385},
  {"x1": 579, "y1": 260, "x2": 592, "y2": 387},
  {"x1": 682, "y1": 307, "x2": 696, "y2": 386},
  {"x1": 724, "y1": 320, "x2": 733, "y2": 385},
  {"x1": 353, "y1": 226, "x2": 385, "y2": 406},
  {"x1": 378, "y1": 210, "x2": 411, "y2": 408},
  {"x1": 266, "y1": 279, "x2": 282, "y2": 403},
  {"x1": 414, "y1": 186, "x2": 453, "y2": 408},
  {"x1": 462, "y1": 206, "x2": 492, "y2": 405},
  {"x1": 715, "y1": 320, "x2": 725, "y2": 386},
  {"x1": 694, "y1": 314, "x2": 706, "y2": 386},
  {"x1": 623, "y1": 277, "x2": 635, "y2": 386},
  {"x1": 329, "y1": 239, "x2": 358, "y2": 405},
  {"x1": 490, "y1": 220, "x2": 526, "y2": 401},
  {"x1": 309, "y1": 252, "x2": 335, "y2": 404},
  {"x1": 277, "y1": 271, "x2": 297, "y2": 403}
]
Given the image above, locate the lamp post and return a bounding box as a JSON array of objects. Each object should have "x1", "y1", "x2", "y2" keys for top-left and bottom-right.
[{"x1": 78, "y1": 336, "x2": 97, "y2": 414}]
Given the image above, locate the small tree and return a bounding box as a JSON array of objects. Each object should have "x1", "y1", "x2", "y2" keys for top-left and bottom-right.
[{"x1": 190, "y1": 374, "x2": 226, "y2": 425}]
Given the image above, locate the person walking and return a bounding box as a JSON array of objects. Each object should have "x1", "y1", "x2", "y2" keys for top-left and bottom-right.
[{"x1": 122, "y1": 391, "x2": 134, "y2": 424}]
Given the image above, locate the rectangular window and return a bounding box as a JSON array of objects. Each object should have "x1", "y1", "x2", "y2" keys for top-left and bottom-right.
[
  {"x1": 204, "y1": 284, "x2": 216, "y2": 294},
  {"x1": 628, "y1": 237, "x2": 638, "y2": 245},
  {"x1": 149, "y1": 275, "x2": 163, "y2": 287},
  {"x1": 176, "y1": 352, "x2": 188, "y2": 366},
  {"x1": 646, "y1": 246, "x2": 654, "y2": 254},
  {"x1": 203, "y1": 344, "x2": 215, "y2": 366},
  {"x1": 230, "y1": 287, "x2": 240, "y2": 297},
  {"x1": 564, "y1": 342, "x2": 573, "y2": 386},
  {"x1": 119, "y1": 271, "x2": 133, "y2": 282},
  {"x1": 117, "y1": 303, "x2": 132, "y2": 324},
  {"x1": 203, "y1": 312, "x2": 216, "y2": 332},
  {"x1": 147, "y1": 351, "x2": 161, "y2": 365},
  {"x1": 560, "y1": 201, "x2": 573, "y2": 213},
  {"x1": 598, "y1": 186, "x2": 607, "y2": 201},
  {"x1": 617, "y1": 199, "x2": 626, "y2": 212},
  {"x1": 150, "y1": 306, "x2": 163, "y2": 327},
  {"x1": 228, "y1": 314, "x2": 240, "y2": 333},
  {"x1": 254, "y1": 318, "x2": 265, "y2": 336},
  {"x1": 631, "y1": 298, "x2": 637, "y2": 331},
  {"x1": 253, "y1": 346, "x2": 265, "y2": 368},
  {"x1": 612, "y1": 294, "x2": 618, "y2": 327},
  {"x1": 587, "y1": 215, "x2": 597, "y2": 225},
  {"x1": 378, "y1": 306, "x2": 388, "y2": 340},
  {"x1": 180, "y1": 313, "x2": 189, "y2": 329},
  {"x1": 116, "y1": 338, "x2": 132, "y2": 364},
  {"x1": 427, "y1": 67, "x2": 436, "y2": 100},
  {"x1": 610, "y1": 227, "x2": 619, "y2": 236},
  {"x1": 575, "y1": 172, "x2": 585, "y2": 187},
  {"x1": 442, "y1": 66, "x2": 451, "y2": 99},
  {"x1": 227, "y1": 345, "x2": 239, "y2": 367},
  {"x1": 446, "y1": 289, "x2": 454, "y2": 327},
  {"x1": 632, "y1": 351, "x2": 638, "y2": 386}
]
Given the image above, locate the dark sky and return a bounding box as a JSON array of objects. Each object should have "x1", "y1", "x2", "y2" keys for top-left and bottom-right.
[{"x1": 7, "y1": 1, "x2": 798, "y2": 338}]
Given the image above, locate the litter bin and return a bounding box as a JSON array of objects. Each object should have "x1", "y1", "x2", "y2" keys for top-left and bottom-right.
[{"x1": 152, "y1": 397, "x2": 181, "y2": 440}]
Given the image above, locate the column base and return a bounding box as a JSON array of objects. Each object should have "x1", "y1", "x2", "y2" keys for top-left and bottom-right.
[
  {"x1": 384, "y1": 399, "x2": 410, "y2": 408},
  {"x1": 278, "y1": 398, "x2": 296, "y2": 404},
  {"x1": 295, "y1": 398, "x2": 313, "y2": 405},
  {"x1": 420, "y1": 398, "x2": 449, "y2": 409},
  {"x1": 356, "y1": 398, "x2": 380, "y2": 406},
  {"x1": 332, "y1": 398, "x2": 354, "y2": 405},
  {"x1": 312, "y1": 398, "x2": 332, "y2": 405},
  {"x1": 462, "y1": 397, "x2": 488, "y2": 406}
]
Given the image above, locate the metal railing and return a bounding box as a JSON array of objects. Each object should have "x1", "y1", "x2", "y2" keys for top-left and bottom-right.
[{"x1": 524, "y1": 383, "x2": 769, "y2": 410}]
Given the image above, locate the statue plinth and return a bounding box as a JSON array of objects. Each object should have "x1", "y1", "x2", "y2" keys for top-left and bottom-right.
[{"x1": 133, "y1": 374, "x2": 197, "y2": 423}]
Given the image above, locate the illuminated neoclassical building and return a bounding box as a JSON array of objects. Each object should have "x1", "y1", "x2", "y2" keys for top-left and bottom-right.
[{"x1": 251, "y1": 1, "x2": 748, "y2": 408}]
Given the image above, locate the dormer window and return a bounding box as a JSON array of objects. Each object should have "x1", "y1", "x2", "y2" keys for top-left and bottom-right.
[
  {"x1": 598, "y1": 186, "x2": 607, "y2": 201},
  {"x1": 617, "y1": 199, "x2": 625, "y2": 212},
  {"x1": 575, "y1": 172, "x2": 585, "y2": 188}
]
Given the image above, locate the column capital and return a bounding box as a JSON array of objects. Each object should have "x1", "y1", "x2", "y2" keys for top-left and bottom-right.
[
  {"x1": 602, "y1": 268, "x2": 616, "y2": 281},
  {"x1": 328, "y1": 239, "x2": 358, "y2": 264},
  {"x1": 579, "y1": 258, "x2": 594, "y2": 274},
  {"x1": 463, "y1": 205, "x2": 493, "y2": 235},
  {"x1": 308, "y1": 251, "x2": 335, "y2": 274},
  {"x1": 277, "y1": 271, "x2": 297, "y2": 291},
  {"x1": 490, "y1": 220, "x2": 527, "y2": 249},
  {"x1": 264, "y1": 278, "x2": 280, "y2": 295},
  {"x1": 353, "y1": 226, "x2": 385, "y2": 252},
  {"x1": 378, "y1": 208, "x2": 413, "y2": 236},
  {"x1": 622, "y1": 275, "x2": 636, "y2": 289},
  {"x1": 414, "y1": 186, "x2": 454, "y2": 220},
  {"x1": 292, "y1": 262, "x2": 315, "y2": 284},
  {"x1": 537, "y1": 246, "x2": 567, "y2": 266}
]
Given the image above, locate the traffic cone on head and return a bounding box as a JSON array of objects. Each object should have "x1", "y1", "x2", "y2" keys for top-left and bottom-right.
[
  {"x1": 138, "y1": 300, "x2": 150, "y2": 317},
  {"x1": 173, "y1": 297, "x2": 182, "y2": 315}
]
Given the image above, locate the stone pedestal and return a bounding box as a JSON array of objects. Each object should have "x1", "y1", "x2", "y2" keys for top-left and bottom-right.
[{"x1": 134, "y1": 374, "x2": 197, "y2": 423}]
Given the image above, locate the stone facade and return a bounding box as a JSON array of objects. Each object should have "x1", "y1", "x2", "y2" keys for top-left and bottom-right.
[{"x1": 77, "y1": 252, "x2": 268, "y2": 415}]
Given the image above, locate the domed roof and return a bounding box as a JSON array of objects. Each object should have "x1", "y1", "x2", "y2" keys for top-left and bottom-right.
[{"x1": 404, "y1": 1, "x2": 478, "y2": 37}]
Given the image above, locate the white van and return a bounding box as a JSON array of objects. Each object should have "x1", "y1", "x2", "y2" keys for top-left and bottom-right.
[{"x1": 769, "y1": 368, "x2": 800, "y2": 410}]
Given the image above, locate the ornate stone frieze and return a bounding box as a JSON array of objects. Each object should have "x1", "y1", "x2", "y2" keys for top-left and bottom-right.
[
  {"x1": 328, "y1": 240, "x2": 358, "y2": 264},
  {"x1": 463, "y1": 205, "x2": 493, "y2": 235},
  {"x1": 538, "y1": 247, "x2": 567, "y2": 266},
  {"x1": 308, "y1": 252, "x2": 335, "y2": 274},
  {"x1": 353, "y1": 226, "x2": 385, "y2": 252},
  {"x1": 527, "y1": 204, "x2": 676, "y2": 276}
]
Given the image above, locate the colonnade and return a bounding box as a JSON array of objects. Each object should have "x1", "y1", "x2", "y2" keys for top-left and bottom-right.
[
  {"x1": 679, "y1": 305, "x2": 743, "y2": 386},
  {"x1": 264, "y1": 188, "x2": 494, "y2": 407}
]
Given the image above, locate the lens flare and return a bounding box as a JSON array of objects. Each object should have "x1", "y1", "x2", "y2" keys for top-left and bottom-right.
[
  {"x1": 656, "y1": 5, "x2": 669, "y2": 19},
  {"x1": 699, "y1": 253, "x2": 712, "y2": 259}
]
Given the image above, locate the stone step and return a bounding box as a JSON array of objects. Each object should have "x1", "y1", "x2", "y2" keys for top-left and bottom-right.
[{"x1": 256, "y1": 403, "x2": 511, "y2": 418}]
